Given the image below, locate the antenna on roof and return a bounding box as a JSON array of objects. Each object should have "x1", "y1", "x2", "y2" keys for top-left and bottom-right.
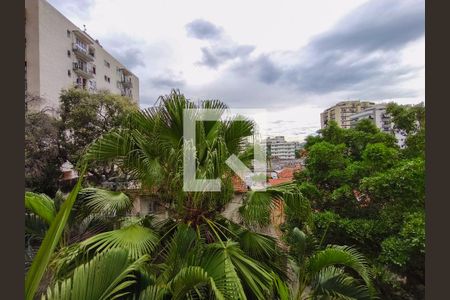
[{"x1": 83, "y1": 24, "x2": 87, "y2": 32}]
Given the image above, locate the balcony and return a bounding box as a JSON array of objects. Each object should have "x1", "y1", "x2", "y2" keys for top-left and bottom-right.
[
  {"x1": 119, "y1": 78, "x2": 133, "y2": 88},
  {"x1": 73, "y1": 62, "x2": 94, "y2": 79},
  {"x1": 72, "y1": 43, "x2": 95, "y2": 62}
]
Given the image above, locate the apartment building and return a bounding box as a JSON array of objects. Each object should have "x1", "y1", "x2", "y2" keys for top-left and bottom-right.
[
  {"x1": 266, "y1": 136, "x2": 296, "y2": 160},
  {"x1": 349, "y1": 103, "x2": 407, "y2": 148},
  {"x1": 320, "y1": 100, "x2": 375, "y2": 129},
  {"x1": 25, "y1": 0, "x2": 139, "y2": 113}
]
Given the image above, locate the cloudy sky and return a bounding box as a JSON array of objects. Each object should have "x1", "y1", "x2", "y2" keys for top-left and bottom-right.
[{"x1": 48, "y1": 0, "x2": 424, "y2": 141}]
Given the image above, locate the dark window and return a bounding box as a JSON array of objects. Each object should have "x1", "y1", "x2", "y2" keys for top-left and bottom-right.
[
  {"x1": 67, "y1": 30, "x2": 71, "y2": 37},
  {"x1": 68, "y1": 70, "x2": 71, "y2": 77},
  {"x1": 67, "y1": 50, "x2": 71, "y2": 57},
  {"x1": 92, "y1": 67, "x2": 96, "y2": 74}
]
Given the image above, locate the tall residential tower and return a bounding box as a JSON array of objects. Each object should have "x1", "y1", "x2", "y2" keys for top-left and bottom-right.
[
  {"x1": 320, "y1": 100, "x2": 375, "y2": 129},
  {"x1": 25, "y1": 0, "x2": 139, "y2": 112}
]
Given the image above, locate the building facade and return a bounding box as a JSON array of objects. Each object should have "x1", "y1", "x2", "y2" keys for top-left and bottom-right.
[
  {"x1": 320, "y1": 100, "x2": 375, "y2": 129},
  {"x1": 266, "y1": 136, "x2": 296, "y2": 160},
  {"x1": 25, "y1": 0, "x2": 139, "y2": 113},
  {"x1": 349, "y1": 103, "x2": 407, "y2": 148}
]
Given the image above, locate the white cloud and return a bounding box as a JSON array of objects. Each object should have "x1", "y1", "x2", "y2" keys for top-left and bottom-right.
[{"x1": 48, "y1": 0, "x2": 425, "y2": 141}]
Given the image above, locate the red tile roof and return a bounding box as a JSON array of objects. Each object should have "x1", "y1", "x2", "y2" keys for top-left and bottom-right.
[
  {"x1": 231, "y1": 176, "x2": 248, "y2": 193},
  {"x1": 268, "y1": 178, "x2": 292, "y2": 186}
]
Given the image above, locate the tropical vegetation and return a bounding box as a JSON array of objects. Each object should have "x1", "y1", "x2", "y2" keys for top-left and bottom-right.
[
  {"x1": 295, "y1": 102, "x2": 425, "y2": 299},
  {"x1": 25, "y1": 90, "x2": 424, "y2": 299}
]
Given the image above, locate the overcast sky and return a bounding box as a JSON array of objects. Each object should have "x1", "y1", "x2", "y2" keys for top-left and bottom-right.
[{"x1": 48, "y1": 0, "x2": 424, "y2": 141}]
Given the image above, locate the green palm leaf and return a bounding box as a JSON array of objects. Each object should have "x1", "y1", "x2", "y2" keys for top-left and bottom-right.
[
  {"x1": 239, "y1": 183, "x2": 312, "y2": 228},
  {"x1": 77, "y1": 187, "x2": 132, "y2": 216},
  {"x1": 80, "y1": 224, "x2": 159, "y2": 260},
  {"x1": 307, "y1": 245, "x2": 375, "y2": 296},
  {"x1": 138, "y1": 285, "x2": 169, "y2": 300},
  {"x1": 170, "y1": 266, "x2": 224, "y2": 300},
  {"x1": 25, "y1": 166, "x2": 86, "y2": 300},
  {"x1": 202, "y1": 240, "x2": 274, "y2": 300},
  {"x1": 25, "y1": 192, "x2": 56, "y2": 225},
  {"x1": 311, "y1": 266, "x2": 372, "y2": 300},
  {"x1": 43, "y1": 248, "x2": 149, "y2": 300},
  {"x1": 239, "y1": 191, "x2": 273, "y2": 226}
]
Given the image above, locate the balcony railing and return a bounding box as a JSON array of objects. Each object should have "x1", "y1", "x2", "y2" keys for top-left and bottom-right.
[
  {"x1": 119, "y1": 79, "x2": 133, "y2": 88},
  {"x1": 72, "y1": 43, "x2": 95, "y2": 62},
  {"x1": 73, "y1": 62, "x2": 94, "y2": 79}
]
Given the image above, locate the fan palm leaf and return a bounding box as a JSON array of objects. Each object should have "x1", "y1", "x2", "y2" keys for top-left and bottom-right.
[
  {"x1": 80, "y1": 224, "x2": 159, "y2": 260},
  {"x1": 77, "y1": 187, "x2": 133, "y2": 217}
]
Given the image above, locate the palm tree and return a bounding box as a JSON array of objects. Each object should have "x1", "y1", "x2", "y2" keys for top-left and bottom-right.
[
  {"x1": 286, "y1": 227, "x2": 375, "y2": 300},
  {"x1": 35, "y1": 90, "x2": 289, "y2": 299},
  {"x1": 83, "y1": 90, "x2": 255, "y2": 215},
  {"x1": 25, "y1": 188, "x2": 133, "y2": 246},
  {"x1": 27, "y1": 90, "x2": 375, "y2": 299}
]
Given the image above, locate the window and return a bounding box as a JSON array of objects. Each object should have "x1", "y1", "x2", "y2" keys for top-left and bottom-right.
[
  {"x1": 92, "y1": 66, "x2": 96, "y2": 74},
  {"x1": 68, "y1": 70, "x2": 71, "y2": 77},
  {"x1": 104, "y1": 75, "x2": 110, "y2": 83},
  {"x1": 104, "y1": 60, "x2": 110, "y2": 68},
  {"x1": 67, "y1": 50, "x2": 71, "y2": 57},
  {"x1": 67, "y1": 30, "x2": 71, "y2": 38}
]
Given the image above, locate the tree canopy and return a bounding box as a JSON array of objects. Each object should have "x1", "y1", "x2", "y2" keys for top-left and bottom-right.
[{"x1": 295, "y1": 103, "x2": 425, "y2": 299}]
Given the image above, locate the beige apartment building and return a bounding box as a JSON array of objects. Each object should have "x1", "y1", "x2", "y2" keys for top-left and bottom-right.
[
  {"x1": 320, "y1": 100, "x2": 375, "y2": 129},
  {"x1": 350, "y1": 103, "x2": 407, "y2": 148},
  {"x1": 25, "y1": 0, "x2": 139, "y2": 113}
]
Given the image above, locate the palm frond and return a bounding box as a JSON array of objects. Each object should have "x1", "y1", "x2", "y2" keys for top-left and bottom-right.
[
  {"x1": 77, "y1": 187, "x2": 132, "y2": 216},
  {"x1": 239, "y1": 191, "x2": 273, "y2": 226},
  {"x1": 203, "y1": 240, "x2": 275, "y2": 300},
  {"x1": 307, "y1": 245, "x2": 374, "y2": 296},
  {"x1": 201, "y1": 241, "x2": 247, "y2": 299},
  {"x1": 138, "y1": 285, "x2": 169, "y2": 300},
  {"x1": 43, "y1": 248, "x2": 149, "y2": 300},
  {"x1": 311, "y1": 266, "x2": 372, "y2": 300},
  {"x1": 170, "y1": 266, "x2": 223, "y2": 300},
  {"x1": 25, "y1": 192, "x2": 56, "y2": 225},
  {"x1": 80, "y1": 224, "x2": 159, "y2": 260},
  {"x1": 25, "y1": 166, "x2": 86, "y2": 300}
]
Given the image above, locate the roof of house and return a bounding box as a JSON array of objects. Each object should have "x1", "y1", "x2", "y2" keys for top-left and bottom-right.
[
  {"x1": 276, "y1": 166, "x2": 301, "y2": 178},
  {"x1": 231, "y1": 176, "x2": 248, "y2": 193},
  {"x1": 268, "y1": 178, "x2": 292, "y2": 186}
]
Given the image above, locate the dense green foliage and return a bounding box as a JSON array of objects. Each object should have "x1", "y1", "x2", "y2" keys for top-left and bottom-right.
[
  {"x1": 295, "y1": 102, "x2": 425, "y2": 299},
  {"x1": 25, "y1": 108, "x2": 62, "y2": 195},
  {"x1": 25, "y1": 89, "x2": 137, "y2": 195},
  {"x1": 30, "y1": 90, "x2": 431, "y2": 299},
  {"x1": 59, "y1": 89, "x2": 138, "y2": 171}
]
